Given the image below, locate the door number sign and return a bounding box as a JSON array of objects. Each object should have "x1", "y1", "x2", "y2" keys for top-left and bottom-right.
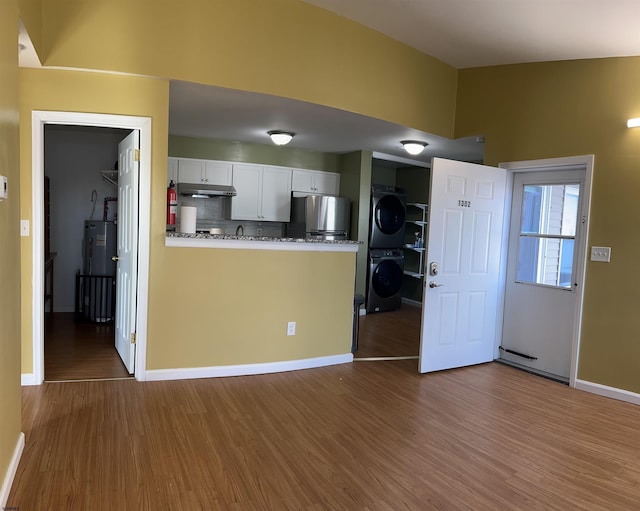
[{"x1": 458, "y1": 200, "x2": 471, "y2": 207}]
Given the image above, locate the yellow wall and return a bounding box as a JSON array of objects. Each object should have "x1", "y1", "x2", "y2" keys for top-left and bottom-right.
[
  {"x1": 38, "y1": 0, "x2": 457, "y2": 138},
  {"x1": 19, "y1": 68, "x2": 357, "y2": 373},
  {"x1": 0, "y1": 0, "x2": 23, "y2": 492},
  {"x1": 456, "y1": 57, "x2": 640, "y2": 393},
  {"x1": 18, "y1": 0, "x2": 453, "y2": 376},
  {"x1": 19, "y1": 68, "x2": 169, "y2": 373},
  {"x1": 150, "y1": 249, "x2": 355, "y2": 369}
]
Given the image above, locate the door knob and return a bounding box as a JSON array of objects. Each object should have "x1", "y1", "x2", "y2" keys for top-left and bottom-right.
[
  {"x1": 111, "y1": 256, "x2": 119, "y2": 262},
  {"x1": 428, "y1": 281, "x2": 443, "y2": 288}
]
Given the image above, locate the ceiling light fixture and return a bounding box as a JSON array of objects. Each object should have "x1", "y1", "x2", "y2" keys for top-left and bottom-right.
[
  {"x1": 401, "y1": 140, "x2": 428, "y2": 155},
  {"x1": 627, "y1": 118, "x2": 640, "y2": 128},
  {"x1": 268, "y1": 130, "x2": 295, "y2": 145}
]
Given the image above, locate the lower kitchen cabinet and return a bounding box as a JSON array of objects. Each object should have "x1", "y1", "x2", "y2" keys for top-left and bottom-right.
[{"x1": 231, "y1": 164, "x2": 292, "y2": 222}]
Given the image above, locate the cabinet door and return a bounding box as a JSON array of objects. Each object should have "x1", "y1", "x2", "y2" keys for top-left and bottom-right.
[
  {"x1": 291, "y1": 169, "x2": 315, "y2": 193},
  {"x1": 204, "y1": 161, "x2": 232, "y2": 185},
  {"x1": 261, "y1": 167, "x2": 292, "y2": 221},
  {"x1": 291, "y1": 169, "x2": 340, "y2": 195},
  {"x1": 314, "y1": 171, "x2": 340, "y2": 195},
  {"x1": 231, "y1": 164, "x2": 262, "y2": 220},
  {"x1": 177, "y1": 159, "x2": 205, "y2": 183}
]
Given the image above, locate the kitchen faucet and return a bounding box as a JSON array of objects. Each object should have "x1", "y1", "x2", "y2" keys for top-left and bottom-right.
[{"x1": 235, "y1": 224, "x2": 244, "y2": 236}]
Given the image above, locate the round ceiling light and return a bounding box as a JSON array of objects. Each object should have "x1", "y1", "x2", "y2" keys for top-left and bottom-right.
[
  {"x1": 401, "y1": 140, "x2": 428, "y2": 156},
  {"x1": 268, "y1": 130, "x2": 295, "y2": 146}
]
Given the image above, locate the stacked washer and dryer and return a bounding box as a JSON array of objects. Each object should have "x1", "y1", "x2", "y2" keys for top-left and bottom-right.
[{"x1": 366, "y1": 184, "x2": 407, "y2": 313}]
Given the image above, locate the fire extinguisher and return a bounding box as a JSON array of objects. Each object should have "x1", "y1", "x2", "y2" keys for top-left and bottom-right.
[{"x1": 167, "y1": 180, "x2": 177, "y2": 225}]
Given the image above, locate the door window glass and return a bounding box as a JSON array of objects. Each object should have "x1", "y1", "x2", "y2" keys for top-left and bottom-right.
[{"x1": 516, "y1": 183, "x2": 579, "y2": 288}]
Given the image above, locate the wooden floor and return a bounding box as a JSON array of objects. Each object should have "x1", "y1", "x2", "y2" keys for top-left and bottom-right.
[
  {"x1": 45, "y1": 313, "x2": 131, "y2": 381},
  {"x1": 9, "y1": 360, "x2": 640, "y2": 509},
  {"x1": 355, "y1": 303, "x2": 421, "y2": 359},
  {"x1": 12, "y1": 306, "x2": 640, "y2": 508}
]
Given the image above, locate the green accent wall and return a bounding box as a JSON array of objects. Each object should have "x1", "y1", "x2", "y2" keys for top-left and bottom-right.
[
  {"x1": 169, "y1": 135, "x2": 341, "y2": 172},
  {"x1": 339, "y1": 151, "x2": 372, "y2": 297}
]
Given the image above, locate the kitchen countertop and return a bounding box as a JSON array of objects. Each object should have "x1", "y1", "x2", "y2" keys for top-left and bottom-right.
[{"x1": 166, "y1": 231, "x2": 361, "y2": 252}]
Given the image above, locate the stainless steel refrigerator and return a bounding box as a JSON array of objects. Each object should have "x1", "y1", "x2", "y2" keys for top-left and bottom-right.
[{"x1": 287, "y1": 194, "x2": 351, "y2": 240}]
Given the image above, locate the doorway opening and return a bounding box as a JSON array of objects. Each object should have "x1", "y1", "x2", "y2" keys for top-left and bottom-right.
[
  {"x1": 43, "y1": 125, "x2": 131, "y2": 381},
  {"x1": 414, "y1": 155, "x2": 592, "y2": 386},
  {"x1": 30, "y1": 111, "x2": 151, "y2": 385},
  {"x1": 498, "y1": 157, "x2": 593, "y2": 385},
  {"x1": 355, "y1": 157, "x2": 429, "y2": 362}
]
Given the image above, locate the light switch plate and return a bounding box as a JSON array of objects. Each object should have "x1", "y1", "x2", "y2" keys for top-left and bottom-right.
[
  {"x1": 20, "y1": 219, "x2": 29, "y2": 236},
  {"x1": 590, "y1": 246, "x2": 611, "y2": 262}
]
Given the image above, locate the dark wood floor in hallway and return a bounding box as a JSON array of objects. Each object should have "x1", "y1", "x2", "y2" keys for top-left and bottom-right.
[
  {"x1": 45, "y1": 313, "x2": 130, "y2": 381},
  {"x1": 355, "y1": 303, "x2": 421, "y2": 359},
  {"x1": 9, "y1": 361, "x2": 640, "y2": 510}
]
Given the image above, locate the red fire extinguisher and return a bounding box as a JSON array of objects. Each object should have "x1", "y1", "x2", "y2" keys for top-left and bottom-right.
[{"x1": 167, "y1": 180, "x2": 177, "y2": 225}]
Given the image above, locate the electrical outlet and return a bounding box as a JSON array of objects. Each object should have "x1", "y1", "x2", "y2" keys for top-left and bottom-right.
[
  {"x1": 590, "y1": 246, "x2": 611, "y2": 263},
  {"x1": 287, "y1": 321, "x2": 296, "y2": 336},
  {"x1": 256, "y1": 227, "x2": 263, "y2": 236}
]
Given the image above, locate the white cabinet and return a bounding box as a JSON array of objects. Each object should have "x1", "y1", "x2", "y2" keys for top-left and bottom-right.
[
  {"x1": 231, "y1": 164, "x2": 292, "y2": 222},
  {"x1": 403, "y1": 203, "x2": 428, "y2": 278},
  {"x1": 291, "y1": 169, "x2": 340, "y2": 195},
  {"x1": 175, "y1": 158, "x2": 232, "y2": 185}
]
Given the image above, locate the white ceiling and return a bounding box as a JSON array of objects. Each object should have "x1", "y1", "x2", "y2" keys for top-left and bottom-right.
[
  {"x1": 169, "y1": 81, "x2": 485, "y2": 165},
  {"x1": 23, "y1": 2, "x2": 640, "y2": 165},
  {"x1": 303, "y1": 0, "x2": 640, "y2": 69}
]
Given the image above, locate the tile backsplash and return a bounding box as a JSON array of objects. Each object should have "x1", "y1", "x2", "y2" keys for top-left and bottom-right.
[{"x1": 172, "y1": 196, "x2": 285, "y2": 237}]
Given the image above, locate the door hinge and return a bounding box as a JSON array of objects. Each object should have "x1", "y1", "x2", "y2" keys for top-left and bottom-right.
[
  {"x1": 130, "y1": 332, "x2": 137, "y2": 344},
  {"x1": 134, "y1": 149, "x2": 140, "y2": 162}
]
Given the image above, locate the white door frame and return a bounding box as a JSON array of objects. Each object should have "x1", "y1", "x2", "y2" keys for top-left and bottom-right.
[
  {"x1": 30, "y1": 111, "x2": 151, "y2": 384},
  {"x1": 498, "y1": 155, "x2": 593, "y2": 387}
]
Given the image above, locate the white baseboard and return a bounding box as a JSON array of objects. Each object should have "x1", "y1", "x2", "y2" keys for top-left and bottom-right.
[
  {"x1": 0, "y1": 432, "x2": 25, "y2": 509},
  {"x1": 21, "y1": 373, "x2": 36, "y2": 386},
  {"x1": 146, "y1": 353, "x2": 353, "y2": 382},
  {"x1": 574, "y1": 379, "x2": 640, "y2": 406}
]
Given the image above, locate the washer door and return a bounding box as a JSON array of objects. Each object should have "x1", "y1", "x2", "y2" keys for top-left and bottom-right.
[
  {"x1": 374, "y1": 195, "x2": 406, "y2": 235},
  {"x1": 372, "y1": 259, "x2": 403, "y2": 298}
]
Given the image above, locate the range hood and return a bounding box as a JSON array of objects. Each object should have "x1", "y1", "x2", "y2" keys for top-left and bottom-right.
[{"x1": 177, "y1": 182, "x2": 237, "y2": 198}]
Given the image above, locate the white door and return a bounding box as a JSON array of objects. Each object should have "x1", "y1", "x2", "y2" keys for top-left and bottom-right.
[
  {"x1": 419, "y1": 158, "x2": 507, "y2": 373},
  {"x1": 115, "y1": 130, "x2": 139, "y2": 373},
  {"x1": 500, "y1": 170, "x2": 585, "y2": 379}
]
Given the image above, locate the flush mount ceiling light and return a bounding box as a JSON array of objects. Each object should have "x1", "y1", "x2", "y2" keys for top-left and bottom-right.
[
  {"x1": 627, "y1": 118, "x2": 640, "y2": 128},
  {"x1": 268, "y1": 130, "x2": 295, "y2": 145},
  {"x1": 401, "y1": 140, "x2": 428, "y2": 155}
]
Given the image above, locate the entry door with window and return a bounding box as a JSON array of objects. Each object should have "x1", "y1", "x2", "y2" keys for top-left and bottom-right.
[{"x1": 501, "y1": 170, "x2": 585, "y2": 380}]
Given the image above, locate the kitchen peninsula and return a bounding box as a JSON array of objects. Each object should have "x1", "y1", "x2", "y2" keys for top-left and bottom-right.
[
  {"x1": 166, "y1": 231, "x2": 360, "y2": 252},
  {"x1": 155, "y1": 229, "x2": 360, "y2": 382}
]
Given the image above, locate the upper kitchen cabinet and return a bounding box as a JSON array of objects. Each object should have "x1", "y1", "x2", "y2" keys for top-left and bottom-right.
[
  {"x1": 291, "y1": 169, "x2": 340, "y2": 195},
  {"x1": 175, "y1": 157, "x2": 232, "y2": 185},
  {"x1": 231, "y1": 164, "x2": 292, "y2": 222}
]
